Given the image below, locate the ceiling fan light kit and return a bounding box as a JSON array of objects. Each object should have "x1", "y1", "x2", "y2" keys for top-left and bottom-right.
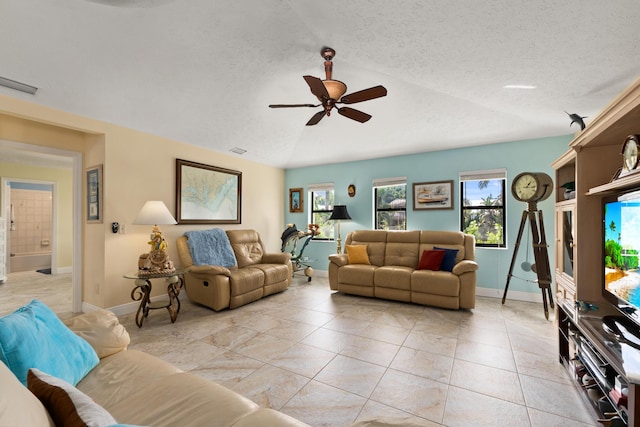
[{"x1": 269, "y1": 47, "x2": 387, "y2": 126}]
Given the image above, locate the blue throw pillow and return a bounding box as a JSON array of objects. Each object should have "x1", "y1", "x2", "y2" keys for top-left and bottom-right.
[
  {"x1": 0, "y1": 300, "x2": 99, "y2": 386},
  {"x1": 433, "y1": 246, "x2": 459, "y2": 272}
]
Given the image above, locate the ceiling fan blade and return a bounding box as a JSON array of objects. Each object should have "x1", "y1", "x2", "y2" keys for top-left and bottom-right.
[
  {"x1": 303, "y1": 75, "x2": 329, "y2": 100},
  {"x1": 338, "y1": 107, "x2": 372, "y2": 123},
  {"x1": 306, "y1": 110, "x2": 327, "y2": 126},
  {"x1": 269, "y1": 104, "x2": 318, "y2": 108},
  {"x1": 340, "y1": 85, "x2": 387, "y2": 104}
]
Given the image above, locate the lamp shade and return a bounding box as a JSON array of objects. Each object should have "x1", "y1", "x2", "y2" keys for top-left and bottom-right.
[
  {"x1": 329, "y1": 205, "x2": 351, "y2": 220},
  {"x1": 133, "y1": 201, "x2": 177, "y2": 225}
]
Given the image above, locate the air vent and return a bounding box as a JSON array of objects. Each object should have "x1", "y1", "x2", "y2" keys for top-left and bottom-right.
[
  {"x1": 0, "y1": 76, "x2": 38, "y2": 95},
  {"x1": 230, "y1": 147, "x2": 247, "y2": 155}
]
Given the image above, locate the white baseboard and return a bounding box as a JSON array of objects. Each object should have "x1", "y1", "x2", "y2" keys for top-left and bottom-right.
[
  {"x1": 52, "y1": 266, "x2": 72, "y2": 274},
  {"x1": 83, "y1": 294, "x2": 171, "y2": 317},
  {"x1": 476, "y1": 286, "x2": 543, "y2": 303}
]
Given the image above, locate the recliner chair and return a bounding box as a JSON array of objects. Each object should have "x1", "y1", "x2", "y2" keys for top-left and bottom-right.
[{"x1": 176, "y1": 229, "x2": 292, "y2": 311}]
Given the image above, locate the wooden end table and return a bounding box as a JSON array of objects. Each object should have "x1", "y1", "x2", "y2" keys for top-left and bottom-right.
[{"x1": 123, "y1": 268, "x2": 188, "y2": 327}]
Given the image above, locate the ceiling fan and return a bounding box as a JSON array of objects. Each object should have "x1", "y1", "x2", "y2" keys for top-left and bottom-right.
[{"x1": 269, "y1": 47, "x2": 387, "y2": 126}]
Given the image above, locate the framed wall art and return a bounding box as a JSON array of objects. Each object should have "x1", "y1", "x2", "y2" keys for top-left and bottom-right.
[
  {"x1": 86, "y1": 164, "x2": 103, "y2": 223},
  {"x1": 289, "y1": 188, "x2": 303, "y2": 213},
  {"x1": 412, "y1": 180, "x2": 454, "y2": 210},
  {"x1": 176, "y1": 159, "x2": 242, "y2": 224}
]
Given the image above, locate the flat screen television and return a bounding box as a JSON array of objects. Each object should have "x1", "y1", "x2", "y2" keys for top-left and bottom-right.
[{"x1": 603, "y1": 189, "x2": 640, "y2": 327}]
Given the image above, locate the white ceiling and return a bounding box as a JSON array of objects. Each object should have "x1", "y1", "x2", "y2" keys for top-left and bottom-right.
[{"x1": 2, "y1": 0, "x2": 640, "y2": 169}]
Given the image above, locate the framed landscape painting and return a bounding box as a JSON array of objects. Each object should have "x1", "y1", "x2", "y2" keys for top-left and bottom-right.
[
  {"x1": 413, "y1": 180, "x2": 454, "y2": 210},
  {"x1": 176, "y1": 159, "x2": 242, "y2": 224}
]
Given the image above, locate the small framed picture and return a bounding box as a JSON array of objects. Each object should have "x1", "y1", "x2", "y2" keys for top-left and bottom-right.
[
  {"x1": 289, "y1": 188, "x2": 303, "y2": 213},
  {"x1": 86, "y1": 164, "x2": 103, "y2": 223},
  {"x1": 413, "y1": 180, "x2": 454, "y2": 210}
]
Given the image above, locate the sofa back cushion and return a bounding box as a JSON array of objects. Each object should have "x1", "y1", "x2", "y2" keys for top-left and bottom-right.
[
  {"x1": 384, "y1": 230, "x2": 420, "y2": 267},
  {"x1": 227, "y1": 229, "x2": 265, "y2": 268},
  {"x1": 345, "y1": 230, "x2": 387, "y2": 266}
]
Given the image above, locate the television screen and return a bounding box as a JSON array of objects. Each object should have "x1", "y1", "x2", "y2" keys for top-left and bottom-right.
[{"x1": 604, "y1": 192, "x2": 640, "y2": 323}]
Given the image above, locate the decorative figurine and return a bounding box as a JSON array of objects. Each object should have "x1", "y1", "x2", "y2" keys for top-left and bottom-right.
[{"x1": 565, "y1": 111, "x2": 587, "y2": 130}]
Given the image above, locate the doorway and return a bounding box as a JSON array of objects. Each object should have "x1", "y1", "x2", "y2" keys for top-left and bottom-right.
[
  {"x1": 0, "y1": 139, "x2": 82, "y2": 313},
  {"x1": 6, "y1": 180, "x2": 54, "y2": 273}
]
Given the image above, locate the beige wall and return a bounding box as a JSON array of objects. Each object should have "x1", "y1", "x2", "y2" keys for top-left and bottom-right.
[{"x1": 0, "y1": 94, "x2": 285, "y2": 309}]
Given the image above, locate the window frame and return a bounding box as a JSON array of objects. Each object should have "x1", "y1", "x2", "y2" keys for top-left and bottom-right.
[
  {"x1": 373, "y1": 177, "x2": 407, "y2": 231},
  {"x1": 309, "y1": 184, "x2": 335, "y2": 240},
  {"x1": 459, "y1": 169, "x2": 506, "y2": 248}
]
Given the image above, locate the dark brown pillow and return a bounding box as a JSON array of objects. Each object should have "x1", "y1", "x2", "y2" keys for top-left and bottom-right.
[{"x1": 27, "y1": 368, "x2": 117, "y2": 427}]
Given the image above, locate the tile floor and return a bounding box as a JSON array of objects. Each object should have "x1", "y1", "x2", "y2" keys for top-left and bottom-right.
[{"x1": 1, "y1": 272, "x2": 597, "y2": 426}]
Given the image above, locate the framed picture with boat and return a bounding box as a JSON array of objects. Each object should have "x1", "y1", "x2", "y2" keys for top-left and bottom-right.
[{"x1": 412, "y1": 180, "x2": 454, "y2": 210}]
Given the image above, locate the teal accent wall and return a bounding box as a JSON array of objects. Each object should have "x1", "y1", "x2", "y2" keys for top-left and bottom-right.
[{"x1": 285, "y1": 134, "x2": 573, "y2": 296}]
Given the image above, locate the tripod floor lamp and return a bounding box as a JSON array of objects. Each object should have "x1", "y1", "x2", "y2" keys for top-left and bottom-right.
[{"x1": 329, "y1": 205, "x2": 351, "y2": 254}]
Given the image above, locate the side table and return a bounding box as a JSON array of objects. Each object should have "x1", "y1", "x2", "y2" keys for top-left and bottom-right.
[{"x1": 123, "y1": 268, "x2": 188, "y2": 327}]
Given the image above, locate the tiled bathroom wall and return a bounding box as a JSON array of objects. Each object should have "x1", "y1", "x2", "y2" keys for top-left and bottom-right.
[{"x1": 9, "y1": 189, "x2": 52, "y2": 255}]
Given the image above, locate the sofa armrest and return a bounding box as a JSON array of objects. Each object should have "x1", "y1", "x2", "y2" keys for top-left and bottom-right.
[
  {"x1": 262, "y1": 252, "x2": 291, "y2": 264},
  {"x1": 328, "y1": 253, "x2": 349, "y2": 267},
  {"x1": 452, "y1": 260, "x2": 479, "y2": 275},
  {"x1": 64, "y1": 309, "x2": 130, "y2": 359},
  {"x1": 189, "y1": 265, "x2": 231, "y2": 276}
]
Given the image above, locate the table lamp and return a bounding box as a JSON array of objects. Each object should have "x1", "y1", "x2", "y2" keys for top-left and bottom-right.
[
  {"x1": 329, "y1": 205, "x2": 351, "y2": 254},
  {"x1": 133, "y1": 201, "x2": 177, "y2": 276}
]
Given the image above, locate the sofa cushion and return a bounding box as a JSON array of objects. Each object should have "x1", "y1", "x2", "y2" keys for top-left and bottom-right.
[
  {"x1": 418, "y1": 250, "x2": 446, "y2": 270},
  {"x1": 77, "y1": 350, "x2": 181, "y2": 411},
  {"x1": 27, "y1": 368, "x2": 117, "y2": 427},
  {"x1": 0, "y1": 361, "x2": 54, "y2": 427},
  {"x1": 374, "y1": 266, "x2": 413, "y2": 290},
  {"x1": 64, "y1": 309, "x2": 130, "y2": 359},
  {"x1": 227, "y1": 229, "x2": 265, "y2": 267},
  {"x1": 105, "y1": 372, "x2": 261, "y2": 427},
  {"x1": 346, "y1": 244, "x2": 371, "y2": 264},
  {"x1": 433, "y1": 247, "x2": 459, "y2": 272},
  {"x1": 0, "y1": 300, "x2": 99, "y2": 386},
  {"x1": 228, "y1": 268, "x2": 265, "y2": 296},
  {"x1": 411, "y1": 270, "x2": 460, "y2": 296},
  {"x1": 346, "y1": 230, "x2": 387, "y2": 266},
  {"x1": 250, "y1": 263, "x2": 290, "y2": 285}
]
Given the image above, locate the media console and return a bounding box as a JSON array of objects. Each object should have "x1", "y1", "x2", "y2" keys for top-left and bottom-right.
[{"x1": 558, "y1": 303, "x2": 640, "y2": 425}]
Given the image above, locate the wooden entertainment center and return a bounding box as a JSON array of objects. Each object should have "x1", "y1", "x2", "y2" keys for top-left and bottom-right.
[{"x1": 553, "y1": 77, "x2": 640, "y2": 426}]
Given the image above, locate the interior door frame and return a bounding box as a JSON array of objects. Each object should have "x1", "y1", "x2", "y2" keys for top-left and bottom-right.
[{"x1": 0, "y1": 140, "x2": 82, "y2": 313}]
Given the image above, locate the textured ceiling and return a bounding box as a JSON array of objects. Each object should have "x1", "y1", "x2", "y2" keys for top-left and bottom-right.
[{"x1": 2, "y1": 0, "x2": 640, "y2": 169}]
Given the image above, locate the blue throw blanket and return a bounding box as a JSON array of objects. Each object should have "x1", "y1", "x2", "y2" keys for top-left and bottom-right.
[{"x1": 184, "y1": 228, "x2": 237, "y2": 268}]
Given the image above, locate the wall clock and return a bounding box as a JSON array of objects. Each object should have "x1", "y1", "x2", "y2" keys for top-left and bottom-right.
[{"x1": 511, "y1": 172, "x2": 553, "y2": 203}]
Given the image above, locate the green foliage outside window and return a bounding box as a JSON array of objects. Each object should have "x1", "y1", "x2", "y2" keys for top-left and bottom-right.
[
  {"x1": 311, "y1": 190, "x2": 335, "y2": 239},
  {"x1": 375, "y1": 185, "x2": 406, "y2": 230},
  {"x1": 461, "y1": 179, "x2": 505, "y2": 247}
]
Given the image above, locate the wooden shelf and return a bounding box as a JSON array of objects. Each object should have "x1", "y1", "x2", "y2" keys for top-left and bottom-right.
[{"x1": 588, "y1": 170, "x2": 640, "y2": 195}]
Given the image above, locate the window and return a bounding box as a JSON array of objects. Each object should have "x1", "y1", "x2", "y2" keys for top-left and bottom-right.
[
  {"x1": 460, "y1": 169, "x2": 506, "y2": 247},
  {"x1": 373, "y1": 177, "x2": 406, "y2": 230},
  {"x1": 309, "y1": 183, "x2": 334, "y2": 239}
]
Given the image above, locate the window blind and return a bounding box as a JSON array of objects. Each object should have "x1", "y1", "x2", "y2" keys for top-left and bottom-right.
[
  {"x1": 307, "y1": 182, "x2": 334, "y2": 192},
  {"x1": 372, "y1": 176, "x2": 407, "y2": 187},
  {"x1": 459, "y1": 168, "x2": 506, "y2": 182}
]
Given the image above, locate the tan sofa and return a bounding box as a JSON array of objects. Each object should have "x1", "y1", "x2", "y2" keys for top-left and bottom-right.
[
  {"x1": 328, "y1": 230, "x2": 478, "y2": 309},
  {"x1": 177, "y1": 229, "x2": 292, "y2": 311},
  {"x1": 0, "y1": 308, "x2": 310, "y2": 427}
]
